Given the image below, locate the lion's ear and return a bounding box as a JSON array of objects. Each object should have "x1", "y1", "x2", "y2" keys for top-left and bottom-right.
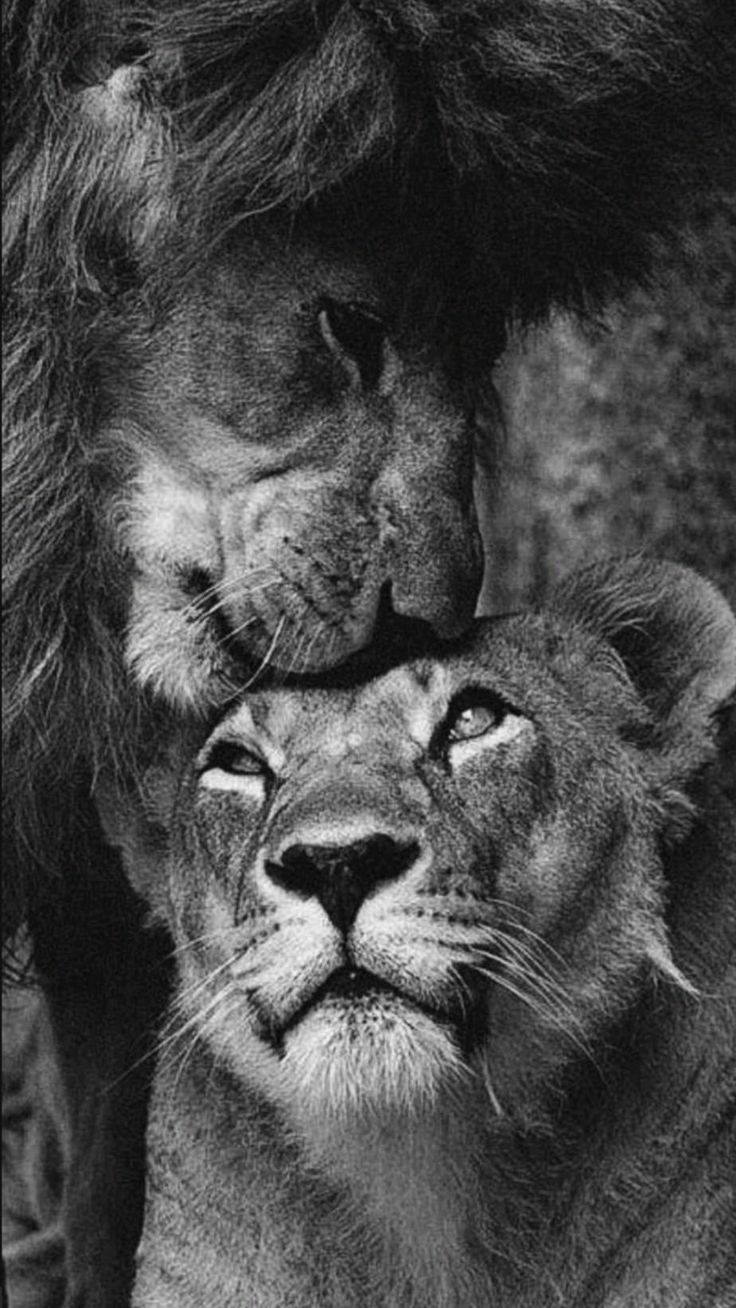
[
  {"x1": 550, "y1": 556, "x2": 736, "y2": 768},
  {"x1": 6, "y1": 63, "x2": 175, "y2": 297},
  {"x1": 78, "y1": 66, "x2": 175, "y2": 254}
]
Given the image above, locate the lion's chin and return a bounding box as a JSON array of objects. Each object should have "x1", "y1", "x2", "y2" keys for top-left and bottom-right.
[{"x1": 277, "y1": 990, "x2": 467, "y2": 1127}]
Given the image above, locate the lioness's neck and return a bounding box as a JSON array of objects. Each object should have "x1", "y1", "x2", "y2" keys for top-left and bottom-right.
[
  {"x1": 293, "y1": 1096, "x2": 513, "y2": 1307},
  {"x1": 136, "y1": 976, "x2": 730, "y2": 1308},
  {"x1": 137, "y1": 1045, "x2": 569, "y2": 1308}
]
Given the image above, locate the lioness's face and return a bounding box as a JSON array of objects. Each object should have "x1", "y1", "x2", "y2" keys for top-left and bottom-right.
[
  {"x1": 105, "y1": 232, "x2": 483, "y2": 708},
  {"x1": 162, "y1": 614, "x2": 668, "y2": 1131}
]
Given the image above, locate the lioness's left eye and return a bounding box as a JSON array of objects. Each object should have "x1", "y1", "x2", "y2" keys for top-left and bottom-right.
[{"x1": 447, "y1": 700, "x2": 503, "y2": 743}]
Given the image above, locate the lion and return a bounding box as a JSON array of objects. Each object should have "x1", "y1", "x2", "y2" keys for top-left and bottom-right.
[
  {"x1": 4, "y1": 2, "x2": 735, "y2": 1301},
  {"x1": 82, "y1": 556, "x2": 735, "y2": 1308}
]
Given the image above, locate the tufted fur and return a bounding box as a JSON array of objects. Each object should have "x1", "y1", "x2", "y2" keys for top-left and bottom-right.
[{"x1": 92, "y1": 557, "x2": 735, "y2": 1308}]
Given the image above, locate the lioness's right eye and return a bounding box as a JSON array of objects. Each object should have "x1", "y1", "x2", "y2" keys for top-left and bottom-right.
[
  {"x1": 199, "y1": 739, "x2": 270, "y2": 794},
  {"x1": 206, "y1": 741, "x2": 265, "y2": 776}
]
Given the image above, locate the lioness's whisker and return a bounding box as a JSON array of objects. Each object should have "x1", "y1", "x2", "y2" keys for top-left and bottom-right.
[
  {"x1": 484, "y1": 968, "x2": 553, "y2": 1029},
  {"x1": 502, "y1": 922, "x2": 569, "y2": 971},
  {"x1": 490, "y1": 947, "x2": 584, "y2": 1032},
  {"x1": 478, "y1": 1060, "x2": 504, "y2": 1118},
  {"x1": 167, "y1": 955, "x2": 241, "y2": 1024},
  {"x1": 473, "y1": 921, "x2": 574, "y2": 1008},
  {"x1": 103, "y1": 970, "x2": 242, "y2": 1094},
  {"x1": 156, "y1": 988, "x2": 233, "y2": 1072},
  {"x1": 165, "y1": 927, "x2": 242, "y2": 962},
  {"x1": 466, "y1": 954, "x2": 591, "y2": 1057},
  {"x1": 164, "y1": 988, "x2": 241, "y2": 1118},
  {"x1": 492, "y1": 934, "x2": 571, "y2": 999}
]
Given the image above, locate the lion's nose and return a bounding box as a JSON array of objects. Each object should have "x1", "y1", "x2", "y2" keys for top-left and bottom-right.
[{"x1": 265, "y1": 834, "x2": 419, "y2": 934}]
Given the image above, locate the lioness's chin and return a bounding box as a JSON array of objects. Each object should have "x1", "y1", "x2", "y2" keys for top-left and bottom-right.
[{"x1": 277, "y1": 997, "x2": 466, "y2": 1124}]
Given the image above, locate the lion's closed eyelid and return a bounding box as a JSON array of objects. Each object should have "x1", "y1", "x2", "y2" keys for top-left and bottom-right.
[{"x1": 315, "y1": 297, "x2": 387, "y2": 389}]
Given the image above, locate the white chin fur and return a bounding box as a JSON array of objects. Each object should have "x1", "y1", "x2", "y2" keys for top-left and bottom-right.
[{"x1": 277, "y1": 997, "x2": 467, "y2": 1128}]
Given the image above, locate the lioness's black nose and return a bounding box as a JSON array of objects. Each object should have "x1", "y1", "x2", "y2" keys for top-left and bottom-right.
[{"x1": 265, "y1": 834, "x2": 419, "y2": 934}]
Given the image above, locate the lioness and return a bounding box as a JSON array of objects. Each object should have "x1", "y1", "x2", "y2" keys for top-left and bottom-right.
[{"x1": 100, "y1": 557, "x2": 735, "y2": 1307}]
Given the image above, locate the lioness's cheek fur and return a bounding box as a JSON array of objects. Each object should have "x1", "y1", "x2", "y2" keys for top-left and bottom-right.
[{"x1": 101, "y1": 558, "x2": 736, "y2": 1308}]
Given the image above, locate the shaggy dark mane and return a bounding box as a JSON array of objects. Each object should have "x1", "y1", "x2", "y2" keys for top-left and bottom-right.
[
  {"x1": 153, "y1": 0, "x2": 736, "y2": 317},
  {"x1": 3, "y1": 42, "x2": 175, "y2": 944},
  {"x1": 3, "y1": 0, "x2": 736, "y2": 946}
]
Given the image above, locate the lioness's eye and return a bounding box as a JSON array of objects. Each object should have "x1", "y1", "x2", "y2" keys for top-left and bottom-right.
[
  {"x1": 228, "y1": 750, "x2": 264, "y2": 775},
  {"x1": 207, "y1": 741, "x2": 265, "y2": 776},
  {"x1": 448, "y1": 702, "x2": 502, "y2": 743},
  {"x1": 435, "y1": 687, "x2": 525, "y2": 763},
  {"x1": 199, "y1": 738, "x2": 270, "y2": 795}
]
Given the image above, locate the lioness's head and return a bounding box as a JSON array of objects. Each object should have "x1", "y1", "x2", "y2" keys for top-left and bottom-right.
[{"x1": 121, "y1": 558, "x2": 734, "y2": 1143}]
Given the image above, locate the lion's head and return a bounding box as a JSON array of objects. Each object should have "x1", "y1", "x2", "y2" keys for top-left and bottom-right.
[
  {"x1": 118, "y1": 558, "x2": 734, "y2": 1140},
  {"x1": 109, "y1": 230, "x2": 483, "y2": 709}
]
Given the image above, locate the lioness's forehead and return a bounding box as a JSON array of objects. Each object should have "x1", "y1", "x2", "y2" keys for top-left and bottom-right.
[
  {"x1": 224, "y1": 622, "x2": 525, "y2": 750},
  {"x1": 231, "y1": 664, "x2": 447, "y2": 753}
]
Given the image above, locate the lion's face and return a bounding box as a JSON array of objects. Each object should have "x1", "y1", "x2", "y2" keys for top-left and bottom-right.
[
  {"x1": 155, "y1": 603, "x2": 686, "y2": 1140},
  {"x1": 103, "y1": 233, "x2": 483, "y2": 709}
]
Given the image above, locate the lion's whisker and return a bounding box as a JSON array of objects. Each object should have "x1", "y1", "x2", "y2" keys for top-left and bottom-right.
[
  {"x1": 180, "y1": 569, "x2": 281, "y2": 625},
  {"x1": 210, "y1": 612, "x2": 260, "y2": 646}
]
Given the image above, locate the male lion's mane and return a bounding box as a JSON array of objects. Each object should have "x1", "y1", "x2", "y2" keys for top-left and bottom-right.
[{"x1": 4, "y1": 0, "x2": 736, "y2": 945}]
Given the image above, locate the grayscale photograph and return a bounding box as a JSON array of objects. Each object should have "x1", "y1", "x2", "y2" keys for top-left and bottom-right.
[{"x1": 3, "y1": 3, "x2": 735, "y2": 1306}]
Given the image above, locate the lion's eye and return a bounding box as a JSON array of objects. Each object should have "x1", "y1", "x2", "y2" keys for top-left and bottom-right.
[
  {"x1": 317, "y1": 297, "x2": 386, "y2": 389},
  {"x1": 447, "y1": 702, "x2": 502, "y2": 743}
]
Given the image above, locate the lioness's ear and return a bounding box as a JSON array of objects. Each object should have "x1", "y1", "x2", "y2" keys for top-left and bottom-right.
[{"x1": 550, "y1": 556, "x2": 736, "y2": 771}]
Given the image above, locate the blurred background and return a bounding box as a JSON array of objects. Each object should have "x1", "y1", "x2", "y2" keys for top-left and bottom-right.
[{"x1": 479, "y1": 196, "x2": 736, "y2": 612}]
